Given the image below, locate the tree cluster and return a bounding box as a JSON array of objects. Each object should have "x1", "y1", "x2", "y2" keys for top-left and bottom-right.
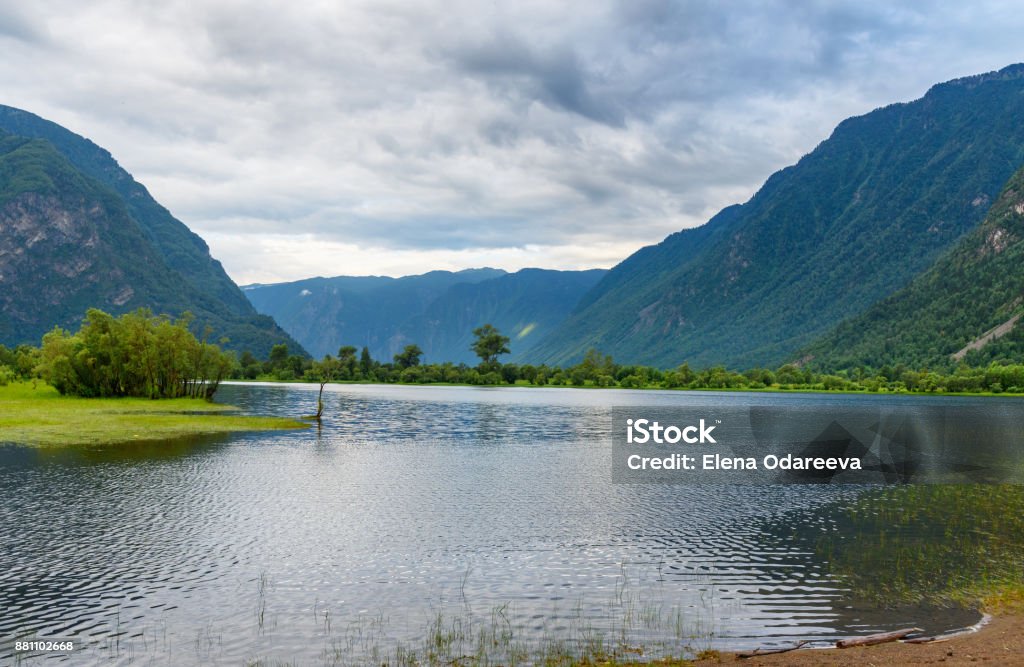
[
  {"x1": 0, "y1": 342, "x2": 38, "y2": 386},
  {"x1": 33, "y1": 308, "x2": 234, "y2": 398}
]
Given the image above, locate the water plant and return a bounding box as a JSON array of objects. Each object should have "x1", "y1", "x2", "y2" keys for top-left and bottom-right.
[{"x1": 819, "y1": 484, "x2": 1024, "y2": 609}]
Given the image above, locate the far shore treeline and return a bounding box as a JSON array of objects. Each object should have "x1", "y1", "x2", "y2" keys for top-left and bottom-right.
[{"x1": 3, "y1": 308, "x2": 1024, "y2": 398}]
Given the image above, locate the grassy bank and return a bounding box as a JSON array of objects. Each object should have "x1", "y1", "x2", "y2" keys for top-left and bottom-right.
[{"x1": 0, "y1": 381, "x2": 307, "y2": 447}]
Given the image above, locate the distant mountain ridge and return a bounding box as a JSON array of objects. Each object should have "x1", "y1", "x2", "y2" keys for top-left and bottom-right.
[
  {"x1": 243, "y1": 267, "x2": 607, "y2": 362},
  {"x1": 242, "y1": 268, "x2": 505, "y2": 360},
  {"x1": 395, "y1": 268, "x2": 609, "y2": 364},
  {"x1": 0, "y1": 105, "x2": 302, "y2": 356},
  {"x1": 529, "y1": 63, "x2": 1024, "y2": 369}
]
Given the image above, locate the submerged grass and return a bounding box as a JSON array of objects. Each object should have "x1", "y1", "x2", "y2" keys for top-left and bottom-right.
[
  {"x1": 239, "y1": 566, "x2": 716, "y2": 667},
  {"x1": 820, "y1": 485, "x2": 1024, "y2": 610},
  {"x1": 310, "y1": 600, "x2": 707, "y2": 667},
  {"x1": 0, "y1": 381, "x2": 307, "y2": 447}
]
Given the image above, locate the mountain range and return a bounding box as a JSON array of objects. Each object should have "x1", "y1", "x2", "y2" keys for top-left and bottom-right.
[
  {"x1": 0, "y1": 105, "x2": 302, "y2": 357},
  {"x1": 242, "y1": 268, "x2": 607, "y2": 363},
  {"x1": 6, "y1": 64, "x2": 1024, "y2": 371}
]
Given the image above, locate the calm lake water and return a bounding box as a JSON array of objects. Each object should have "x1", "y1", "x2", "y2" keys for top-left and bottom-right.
[{"x1": 0, "y1": 383, "x2": 1005, "y2": 665}]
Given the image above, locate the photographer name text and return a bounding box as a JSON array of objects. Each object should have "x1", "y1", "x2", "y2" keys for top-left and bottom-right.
[{"x1": 623, "y1": 418, "x2": 863, "y2": 471}]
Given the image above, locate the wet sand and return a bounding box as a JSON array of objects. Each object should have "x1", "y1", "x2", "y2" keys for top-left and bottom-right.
[{"x1": 712, "y1": 614, "x2": 1024, "y2": 665}]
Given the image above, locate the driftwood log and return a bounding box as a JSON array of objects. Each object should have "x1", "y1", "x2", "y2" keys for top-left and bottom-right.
[
  {"x1": 835, "y1": 627, "x2": 923, "y2": 649},
  {"x1": 903, "y1": 635, "x2": 950, "y2": 644},
  {"x1": 736, "y1": 640, "x2": 809, "y2": 658}
]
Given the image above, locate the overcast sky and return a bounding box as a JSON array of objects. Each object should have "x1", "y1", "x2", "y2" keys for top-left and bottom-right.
[{"x1": 1, "y1": 1, "x2": 1022, "y2": 283}]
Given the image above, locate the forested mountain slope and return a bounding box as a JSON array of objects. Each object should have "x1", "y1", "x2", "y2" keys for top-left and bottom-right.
[
  {"x1": 805, "y1": 165, "x2": 1024, "y2": 370},
  {"x1": 530, "y1": 64, "x2": 1024, "y2": 368}
]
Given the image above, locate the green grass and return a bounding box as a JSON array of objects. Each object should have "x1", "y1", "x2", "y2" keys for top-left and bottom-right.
[{"x1": 0, "y1": 381, "x2": 307, "y2": 447}]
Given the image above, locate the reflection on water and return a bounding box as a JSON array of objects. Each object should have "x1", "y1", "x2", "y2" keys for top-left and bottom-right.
[{"x1": 0, "y1": 383, "x2": 1002, "y2": 665}]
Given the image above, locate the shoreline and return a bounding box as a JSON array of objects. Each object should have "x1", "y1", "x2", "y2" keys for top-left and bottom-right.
[
  {"x1": 0, "y1": 382, "x2": 308, "y2": 447},
  {"x1": 703, "y1": 612, "x2": 1023, "y2": 665},
  {"x1": 225, "y1": 378, "x2": 1024, "y2": 398}
]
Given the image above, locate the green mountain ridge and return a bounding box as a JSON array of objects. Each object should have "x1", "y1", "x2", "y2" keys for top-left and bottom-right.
[
  {"x1": 243, "y1": 267, "x2": 607, "y2": 362},
  {"x1": 529, "y1": 63, "x2": 1024, "y2": 369},
  {"x1": 805, "y1": 164, "x2": 1024, "y2": 370},
  {"x1": 0, "y1": 107, "x2": 302, "y2": 357}
]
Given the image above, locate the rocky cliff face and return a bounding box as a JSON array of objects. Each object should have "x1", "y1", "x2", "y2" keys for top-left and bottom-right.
[
  {"x1": 0, "y1": 120, "x2": 301, "y2": 356},
  {"x1": 0, "y1": 191, "x2": 165, "y2": 338}
]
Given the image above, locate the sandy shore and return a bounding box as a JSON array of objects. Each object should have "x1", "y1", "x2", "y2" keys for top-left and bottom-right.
[{"x1": 712, "y1": 614, "x2": 1024, "y2": 665}]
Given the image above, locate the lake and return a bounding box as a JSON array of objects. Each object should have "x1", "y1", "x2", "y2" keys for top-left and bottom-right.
[{"x1": 1, "y1": 382, "x2": 1011, "y2": 665}]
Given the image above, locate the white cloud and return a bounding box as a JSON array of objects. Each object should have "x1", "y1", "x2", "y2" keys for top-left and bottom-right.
[{"x1": 1, "y1": 0, "x2": 1022, "y2": 281}]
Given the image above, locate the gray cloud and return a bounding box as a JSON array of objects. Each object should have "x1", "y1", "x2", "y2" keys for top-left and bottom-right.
[
  {"x1": 0, "y1": 4, "x2": 46, "y2": 43},
  {"x1": 0, "y1": 0, "x2": 1022, "y2": 282},
  {"x1": 448, "y1": 30, "x2": 626, "y2": 126}
]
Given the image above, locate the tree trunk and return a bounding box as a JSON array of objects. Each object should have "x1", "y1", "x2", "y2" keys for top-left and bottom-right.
[{"x1": 316, "y1": 380, "x2": 327, "y2": 420}]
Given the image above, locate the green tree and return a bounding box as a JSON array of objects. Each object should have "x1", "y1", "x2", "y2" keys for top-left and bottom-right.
[
  {"x1": 268, "y1": 343, "x2": 289, "y2": 369},
  {"x1": 471, "y1": 324, "x2": 510, "y2": 369},
  {"x1": 360, "y1": 346, "x2": 374, "y2": 377},
  {"x1": 577, "y1": 348, "x2": 615, "y2": 382},
  {"x1": 310, "y1": 355, "x2": 341, "y2": 420},
  {"x1": 393, "y1": 344, "x2": 423, "y2": 369},
  {"x1": 337, "y1": 345, "x2": 358, "y2": 379}
]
